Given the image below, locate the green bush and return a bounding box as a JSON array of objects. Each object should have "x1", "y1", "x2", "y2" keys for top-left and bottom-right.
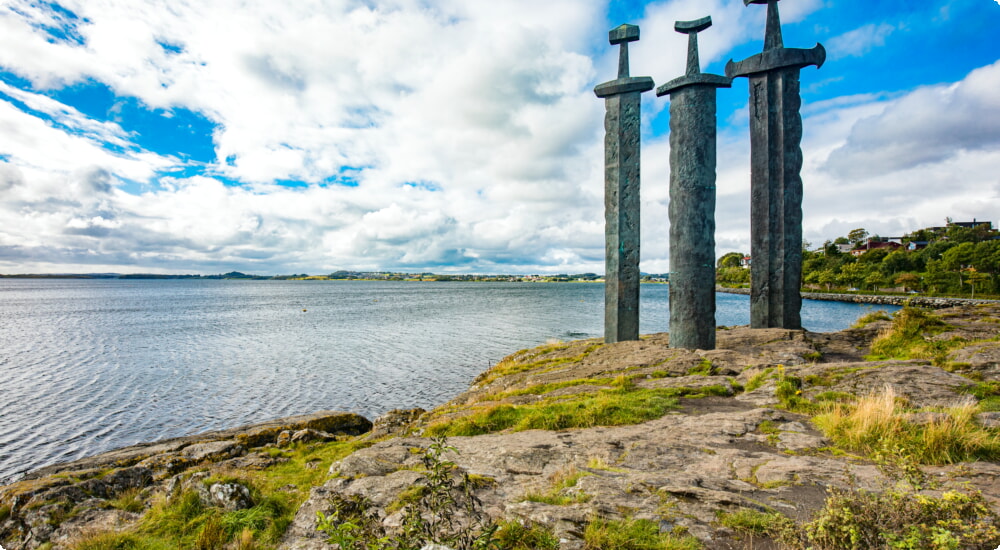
[{"x1": 798, "y1": 486, "x2": 1000, "y2": 549}]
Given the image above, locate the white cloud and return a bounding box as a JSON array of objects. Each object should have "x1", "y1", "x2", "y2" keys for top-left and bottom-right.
[
  {"x1": 826, "y1": 22, "x2": 895, "y2": 59},
  {"x1": 822, "y1": 59, "x2": 1000, "y2": 179},
  {"x1": 0, "y1": 0, "x2": 998, "y2": 275},
  {"x1": 795, "y1": 60, "x2": 1000, "y2": 245}
]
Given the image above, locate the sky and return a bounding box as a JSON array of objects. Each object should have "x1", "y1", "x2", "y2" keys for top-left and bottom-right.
[{"x1": 0, "y1": 0, "x2": 998, "y2": 275}]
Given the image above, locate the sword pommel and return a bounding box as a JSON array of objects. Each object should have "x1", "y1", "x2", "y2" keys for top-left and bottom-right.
[
  {"x1": 609, "y1": 24, "x2": 640, "y2": 45},
  {"x1": 674, "y1": 16, "x2": 711, "y2": 34}
]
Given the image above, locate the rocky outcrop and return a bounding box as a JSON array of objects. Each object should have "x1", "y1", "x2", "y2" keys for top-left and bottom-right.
[
  {"x1": 277, "y1": 304, "x2": 1000, "y2": 549},
  {"x1": 0, "y1": 411, "x2": 370, "y2": 549}
]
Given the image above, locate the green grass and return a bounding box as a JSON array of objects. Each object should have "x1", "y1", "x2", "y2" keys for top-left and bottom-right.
[
  {"x1": 960, "y1": 380, "x2": 1000, "y2": 412},
  {"x1": 425, "y1": 386, "x2": 680, "y2": 437},
  {"x1": 108, "y1": 487, "x2": 145, "y2": 514},
  {"x1": 802, "y1": 350, "x2": 823, "y2": 362},
  {"x1": 494, "y1": 519, "x2": 560, "y2": 550},
  {"x1": 522, "y1": 467, "x2": 592, "y2": 505},
  {"x1": 476, "y1": 343, "x2": 602, "y2": 385},
  {"x1": 852, "y1": 310, "x2": 892, "y2": 328},
  {"x1": 61, "y1": 438, "x2": 367, "y2": 550},
  {"x1": 866, "y1": 307, "x2": 961, "y2": 361},
  {"x1": 687, "y1": 359, "x2": 716, "y2": 376},
  {"x1": 67, "y1": 532, "x2": 175, "y2": 550},
  {"x1": 583, "y1": 517, "x2": 702, "y2": 550},
  {"x1": 718, "y1": 508, "x2": 791, "y2": 537},
  {"x1": 480, "y1": 376, "x2": 617, "y2": 403},
  {"x1": 744, "y1": 368, "x2": 774, "y2": 392}
]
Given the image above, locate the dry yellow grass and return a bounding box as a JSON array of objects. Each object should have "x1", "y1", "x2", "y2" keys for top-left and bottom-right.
[{"x1": 813, "y1": 386, "x2": 1000, "y2": 464}]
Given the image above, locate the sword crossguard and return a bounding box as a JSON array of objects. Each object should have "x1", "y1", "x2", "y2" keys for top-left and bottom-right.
[
  {"x1": 725, "y1": 0, "x2": 825, "y2": 78},
  {"x1": 675, "y1": 16, "x2": 712, "y2": 76}
]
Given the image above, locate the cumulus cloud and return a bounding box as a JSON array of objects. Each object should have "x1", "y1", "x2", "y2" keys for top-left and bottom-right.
[
  {"x1": 822, "y1": 60, "x2": 1000, "y2": 179},
  {"x1": 0, "y1": 0, "x2": 617, "y2": 273},
  {"x1": 794, "y1": 60, "x2": 1000, "y2": 246}
]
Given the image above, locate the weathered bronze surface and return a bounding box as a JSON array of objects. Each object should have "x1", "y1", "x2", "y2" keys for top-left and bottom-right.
[
  {"x1": 726, "y1": 0, "x2": 824, "y2": 329},
  {"x1": 595, "y1": 24, "x2": 653, "y2": 343},
  {"x1": 658, "y1": 17, "x2": 731, "y2": 350}
]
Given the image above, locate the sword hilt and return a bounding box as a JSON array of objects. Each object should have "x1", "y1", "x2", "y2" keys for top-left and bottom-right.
[
  {"x1": 675, "y1": 16, "x2": 712, "y2": 76},
  {"x1": 745, "y1": 0, "x2": 783, "y2": 51},
  {"x1": 609, "y1": 24, "x2": 640, "y2": 78}
]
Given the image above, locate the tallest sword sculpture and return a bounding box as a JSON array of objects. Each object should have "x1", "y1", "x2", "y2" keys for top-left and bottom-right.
[{"x1": 726, "y1": 0, "x2": 824, "y2": 329}]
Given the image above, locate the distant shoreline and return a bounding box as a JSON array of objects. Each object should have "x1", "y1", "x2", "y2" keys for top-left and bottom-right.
[{"x1": 716, "y1": 285, "x2": 1000, "y2": 308}]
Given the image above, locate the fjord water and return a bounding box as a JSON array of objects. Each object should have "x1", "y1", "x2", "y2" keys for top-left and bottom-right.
[{"x1": 0, "y1": 279, "x2": 894, "y2": 481}]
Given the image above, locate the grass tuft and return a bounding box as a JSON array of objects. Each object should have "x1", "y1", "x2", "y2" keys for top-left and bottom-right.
[
  {"x1": 522, "y1": 466, "x2": 591, "y2": 505},
  {"x1": 866, "y1": 307, "x2": 959, "y2": 361},
  {"x1": 852, "y1": 310, "x2": 891, "y2": 328},
  {"x1": 494, "y1": 519, "x2": 560, "y2": 549},
  {"x1": 718, "y1": 508, "x2": 791, "y2": 537},
  {"x1": 812, "y1": 386, "x2": 1000, "y2": 464},
  {"x1": 583, "y1": 517, "x2": 702, "y2": 550}
]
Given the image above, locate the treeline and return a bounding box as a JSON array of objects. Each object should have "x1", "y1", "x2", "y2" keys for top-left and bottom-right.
[{"x1": 718, "y1": 223, "x2": 1000, "y2": 297}]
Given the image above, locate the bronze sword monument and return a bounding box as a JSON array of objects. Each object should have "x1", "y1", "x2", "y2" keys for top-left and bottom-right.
[
  {"x1": 726, "y1": 0, "x2": 824, "y2": 329},
  {"x1": 657, "y1": 16, "x2": 731, "y2": 350},
  {"x1": 594, "y1": 24, "x2": 654, "y2": 343}
]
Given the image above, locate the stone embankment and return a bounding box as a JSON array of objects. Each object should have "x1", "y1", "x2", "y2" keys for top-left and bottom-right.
[
  {"x1": 3, "y1": 305, "x2": 1000, "y2": 549},
  {"x1": 716, "y1": 285, "x2": 1000, "y2": 308}
]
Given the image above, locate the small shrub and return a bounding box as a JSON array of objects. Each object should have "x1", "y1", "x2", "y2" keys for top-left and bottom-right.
[
  {"x1": 798, "y1": 486, "x2": 1000, "y2": 549},
  {"x1": 747, "y1": 445, "x2": 1000, "y2": 549}
]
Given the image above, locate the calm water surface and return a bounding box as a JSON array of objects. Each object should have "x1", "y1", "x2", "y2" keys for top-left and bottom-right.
[{"x1": 0, "y1": 280, "x2": 896, "y2": 481}]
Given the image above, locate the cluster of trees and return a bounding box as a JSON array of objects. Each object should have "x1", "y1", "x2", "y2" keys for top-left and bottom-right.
[{"x1": 717, "y1": 223, "x2": 1000, "y2": 297}]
